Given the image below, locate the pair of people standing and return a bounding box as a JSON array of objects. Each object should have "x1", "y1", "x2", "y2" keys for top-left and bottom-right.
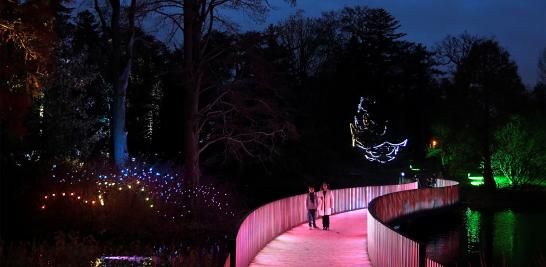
[{"x1": 305, "y1": 182, "x2": 334, "y2": 230}]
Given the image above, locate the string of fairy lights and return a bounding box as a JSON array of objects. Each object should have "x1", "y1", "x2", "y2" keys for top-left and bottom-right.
[
  {"x1": 350, "y1": 97, "x2": 408, "y2": 163},
  {"x1": 39, "y1": 163, "x2": 235, "y2": 219}
]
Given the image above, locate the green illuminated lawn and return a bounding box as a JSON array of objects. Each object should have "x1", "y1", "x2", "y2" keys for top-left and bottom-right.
[
  {"x1": 467, "y1": 174, "x2": 512, "y2": 188},
  {"x1": 467, "y1": 173, "x2": 546, "y2": 188}
]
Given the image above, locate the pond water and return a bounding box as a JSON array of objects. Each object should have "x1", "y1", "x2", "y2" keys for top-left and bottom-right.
[{"x1": 391, "y1": 206, "x2": 546, "y2": 266}]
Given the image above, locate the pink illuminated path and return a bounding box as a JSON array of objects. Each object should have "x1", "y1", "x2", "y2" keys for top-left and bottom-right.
[{"x1": 249, "y1": 209, "x2": 372, "y2": 267}]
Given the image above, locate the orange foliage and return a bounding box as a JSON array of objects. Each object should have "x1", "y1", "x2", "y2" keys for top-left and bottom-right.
[{"x1": 0, "y1": 0, "x2": 55, "y2": 136}]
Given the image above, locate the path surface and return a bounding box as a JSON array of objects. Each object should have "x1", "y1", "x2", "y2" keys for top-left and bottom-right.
[{"x1": 249, "y1": 209, "x2": 372, "y2": 267}]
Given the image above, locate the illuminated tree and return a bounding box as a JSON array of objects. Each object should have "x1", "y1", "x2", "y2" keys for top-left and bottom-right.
[
  {"x1": 454, "y1": 39, "x2": 526, "y2": 189},
  {"x1": 0, "y1": 0, "x2": 55, "y2": 136},
  {"x1": 428, "y1": 123, "x2": 480, "y2": 178},
  {"x1": 127, "y1": 34, "x2": 169, "y2": 151},
  {"x1": 492, "y1": 116, "x2": 546, "y2": 187},
  {"x1": 43, "y1": 42, "x2": 110, "y2": 162},
  {"x1": 94, "y1": 0, "x2": 139, "y2": 167}
]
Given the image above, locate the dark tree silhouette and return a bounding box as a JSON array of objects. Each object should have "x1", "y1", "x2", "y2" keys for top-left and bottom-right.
[
  {"x1": 435, "y1": 31, "x2": 480, "y2": 73},
  {"x1": 537, "y1": 47, "x2": 546, "y2": 86},
  {"x1": 454, "y1": 39, "x2": 526, "y2": 189},
  {"x1": 146, "y1": 0, "x2": 294, "y2": 186}
]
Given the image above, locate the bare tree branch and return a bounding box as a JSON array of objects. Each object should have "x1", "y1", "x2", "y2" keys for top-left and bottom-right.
[{"x1": 94, "y1": 0, "x2": 110, "y2": 36}]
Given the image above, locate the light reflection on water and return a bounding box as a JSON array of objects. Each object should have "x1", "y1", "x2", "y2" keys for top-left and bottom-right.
[
  {"x1": 465, "y1": 207, "x2": 480, "y2": 253},
  {"x1": 464, "y1": 208, "x2": 520, "y2": 265},
  {"x1": 461, "y1": 208, "x2": 545, "y2": 266},
  {"x1": 395, "y1": 207, "x2": 546, "y2": 266},
  {"x1": 492, "y1": 210, "x2": 516, "y2": 263}
]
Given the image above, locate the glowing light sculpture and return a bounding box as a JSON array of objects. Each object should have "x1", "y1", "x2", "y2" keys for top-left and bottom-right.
[{"x1": 350, "y1": 97, "x2": 407, "y2": 163}]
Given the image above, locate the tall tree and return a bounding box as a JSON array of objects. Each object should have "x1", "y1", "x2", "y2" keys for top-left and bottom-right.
[
  {"x1": 127, "y1": 33, "x2": 169, "y2": 152},
  {"x1": 44, "y1": 41, "x2": 110, "y2": 162},
  {"x1": 313, "y1": 6, "x2": 437, "y2": 163},
  {"x1": 454, "y1": 40, "x2": 526, "y2": 189},
  {"x1": 94, "y1": 0, "x2": 138, "y2": 167},
  {"x1": 532, "y1": 49, "x2": 546, "y2": 116},
  {"x1": 274, "y1": 11, "x2": 339, "y2": 80},
  {"x1": 435, "y1": 31, "x2": 480, "y2": 74},
  {"x1": 146, "y1": 0, "x2": 293, "y2": 186},
  {"x1": 41, "y1": 8, "x2": 111, "y2": 162}
]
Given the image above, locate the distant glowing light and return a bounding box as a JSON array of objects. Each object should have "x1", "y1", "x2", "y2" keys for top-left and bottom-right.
[
  {"x1": 431, "y1": 139, "x2": 438, "y2": 148},
  {"x1": 39, "y1": 104, "x2": 44, "y2": 118},
  {"x1": 409, "y1": 165, "x2": 421, "y2": 171}
]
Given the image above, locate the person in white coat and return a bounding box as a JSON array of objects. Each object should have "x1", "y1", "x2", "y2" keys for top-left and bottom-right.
[{"x1": 318, "y1": 182, "x2": 334, "y2": 230}]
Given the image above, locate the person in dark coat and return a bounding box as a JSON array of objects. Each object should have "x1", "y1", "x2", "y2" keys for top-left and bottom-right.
[{"x1": 305, "y1": 185, "x2": 318, "y2": 229}]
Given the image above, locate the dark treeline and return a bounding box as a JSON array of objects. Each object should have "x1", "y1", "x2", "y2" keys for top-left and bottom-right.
[
  {"x1": 2, "y1": 1, "x2": 546, "y2": 202},
  {"x1": 1, "y1": 0, "x2": 545, "y2": 265}
]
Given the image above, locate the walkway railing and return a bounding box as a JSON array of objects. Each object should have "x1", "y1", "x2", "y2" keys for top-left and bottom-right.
[
  {"x1": 225, "y1": 182, "x2": 418, "y2": 267},
  {"x1": 367, "y1": 179, "x2": 459, "y2": 267}
]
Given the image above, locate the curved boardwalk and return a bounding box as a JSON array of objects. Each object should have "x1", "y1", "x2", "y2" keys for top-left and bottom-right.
[{"x1": 249, "y1": 209, "x2": 372, "y2": 267}]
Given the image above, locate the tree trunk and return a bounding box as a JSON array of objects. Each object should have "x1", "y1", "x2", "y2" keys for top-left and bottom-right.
[
  {"x1": 112, "y1": 80, "x2": 129, "y2": 167},
  {"x1": 110, "y1": 0, "x2": 129, "y2": 167},
  {"x1": 182, "y1": 0, "x2": 201, "y2": 186},
  {"x1": 483, "y1": 146, "x2": 495, "y2": 190},
  {"x1": 482, "y1": 98, "x2": 495, "y2": 190},
  {"x1": 182, "y1": 79, "x2": 200, "y2": 186},
  {"x1": 182, "y1": 98, "x2": 200, "y2": 186}
]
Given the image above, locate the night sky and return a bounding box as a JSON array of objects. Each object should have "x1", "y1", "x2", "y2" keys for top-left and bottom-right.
[{"x1": 224, "y1": 0, "x2": 546, "y2": 87}]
